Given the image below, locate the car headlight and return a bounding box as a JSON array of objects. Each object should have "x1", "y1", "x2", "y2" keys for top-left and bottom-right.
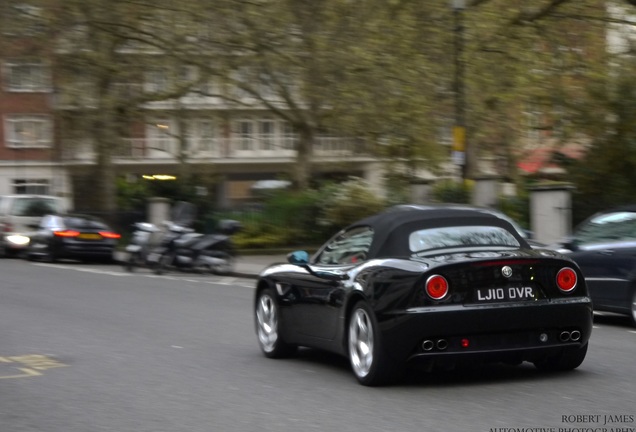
[{"x1": 6, "y1": 234, "x2": 30, "y2": 246}]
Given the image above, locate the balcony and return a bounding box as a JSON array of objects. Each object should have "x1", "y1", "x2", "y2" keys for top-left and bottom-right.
[{"x1": 61, "y1": 136, "x2": 370, "y2": 162}]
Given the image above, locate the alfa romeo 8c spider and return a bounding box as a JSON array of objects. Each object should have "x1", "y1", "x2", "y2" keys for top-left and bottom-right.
[{"x1": 253, "y1": 207, "x2": 593, "y2": 386}]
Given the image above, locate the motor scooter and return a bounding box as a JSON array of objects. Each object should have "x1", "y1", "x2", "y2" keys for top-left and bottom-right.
[
  {"x1": 149, "y1": 219, "x2": 241, "y2": 276},
  {"x1": 122, "y1": 221, "x2": 161, "y2": 272}
]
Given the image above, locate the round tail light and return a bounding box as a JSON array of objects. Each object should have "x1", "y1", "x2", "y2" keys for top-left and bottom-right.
[
  {"x1": 556, "y1": 267, "x2": 577, "y2": 293},
  {"x1": 426, "y1": 275, "x2": 449, "y2": 300}
]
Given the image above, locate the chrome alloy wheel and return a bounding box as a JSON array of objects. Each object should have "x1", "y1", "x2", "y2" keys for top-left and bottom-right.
[
  {"x1": 348, "y1": 307, "x2": 374, "y2": 378},
  {"x1": 256, "y1": 293, "x2": 279, "y2": 352}
]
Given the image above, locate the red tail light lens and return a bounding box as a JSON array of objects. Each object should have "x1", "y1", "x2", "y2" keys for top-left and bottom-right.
[
  {"x1": 54, "y1": 230, "x2": 80, "y2": 238},
  {"x1": 425, "y1": 275, "x2": 449, "y2": 300},
  {"x1": 556, "y1": 267, "x2": 577, "y2": 293},
  {"x1": 99, "y1": 231, "x2": 121, "y2": 239}
]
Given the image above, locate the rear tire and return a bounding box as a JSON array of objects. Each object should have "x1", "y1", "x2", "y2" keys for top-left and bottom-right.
[
  {"x1": 348, "y1": 301, "x2": 402, "y2": 386},
  {"x1": 255, "y1": 288, "x2": 296, "y2": 358},
  {"x1": 534, "y1": 343, "x2": 588, "y2": 372},
  {"x1": 41, "y1": 245, "x2": 57, "y2": 263},
  {"x1": 154, "y1": 252, "x2": 173, "y2": 275},
  {"x1": 212, "y1": 251, "x2": 235, "y2": 275},
  {"x1": 124, "y1": 252, "x2": 140, "y2": 272}
]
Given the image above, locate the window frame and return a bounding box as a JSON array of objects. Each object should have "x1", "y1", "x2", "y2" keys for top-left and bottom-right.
[
  {"x1": 4, "y1": 115, "x2": 53, "y2": 149},
  {"x1": 12, "y1": 178, "x2": 51, "y2": 195},
  {"x1": 3, "y1": 60, "x2": 52, "y2": 92}
]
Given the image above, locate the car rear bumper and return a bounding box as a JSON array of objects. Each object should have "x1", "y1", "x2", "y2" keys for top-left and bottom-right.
[{"x1": 378, "y1": 298, "x2": 593, "y2": 364}]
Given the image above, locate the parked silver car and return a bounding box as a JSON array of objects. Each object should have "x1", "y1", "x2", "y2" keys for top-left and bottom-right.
[{"x1": 0, "y1": 195, "x2": 67, "y2": 257}]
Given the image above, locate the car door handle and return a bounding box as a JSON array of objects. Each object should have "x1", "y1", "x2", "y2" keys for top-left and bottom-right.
[{"x1": 597, "y1": 250, "x2": 614, "y2": 256}]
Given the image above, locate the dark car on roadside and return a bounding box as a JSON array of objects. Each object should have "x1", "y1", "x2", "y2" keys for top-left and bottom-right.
[
  {"x1": 254, "y1": 206, "x2": 592, "y2": 386},
  {"x1": 551, "y1": 205, "x2": 636, "y2": 327},
  {"x1": 26, "y1": 214, "x2": 121, "y2": 263}
]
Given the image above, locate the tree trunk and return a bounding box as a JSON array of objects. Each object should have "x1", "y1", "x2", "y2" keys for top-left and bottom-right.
[{"x1": 293, "y1": 126, "x2": 314, "y2": 190}]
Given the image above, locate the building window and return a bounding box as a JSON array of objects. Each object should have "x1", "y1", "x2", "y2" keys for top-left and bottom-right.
[
  {"x1": 1, "y1": 3, "x2": 44, "y2": 36},
  {"x1": 194, "y1": 119, "x2": 216, "y2": 152},
  {"x1": 145, "y1": 68, "x2": 169, "y2": 93},
  {"x1": 282, "y1": 122, "x2": 298, "y2": 150},
  {"x1": 4, "y1": 60, "x2": 51, "y2": 92},
  {"x1": 146, "y1": 120, "x2": 174, "y2": 153},
  {"x1": 234, "y1": 120, "x2": 255, "y2": 151},
  {"x1": 12, "y1": 179, "x2": 50, "y2": 195},
  {"x1": 524, "y1": 106, "x2": 541, "y2": 144},
  {"x1": 259, "y1": 120, "x2": 276, "y2": 150},
  {"x1": 5, "y1": 116, "x2": 53, "y2": 148}
]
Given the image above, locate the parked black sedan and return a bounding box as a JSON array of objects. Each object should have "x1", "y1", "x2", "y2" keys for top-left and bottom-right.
[
  {"x1": 552, "y1": 205, "x2": 636, "y2": 327},
  {"x1": 254, "y1": 207, "x2": 592, "y2": 386},
  {"x1": 26, "y1": 214, "x2": 121, "y2": 263}
]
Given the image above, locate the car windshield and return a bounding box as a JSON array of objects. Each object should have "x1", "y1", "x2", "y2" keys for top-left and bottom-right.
[
  {"x1": 574, "y1": 211, "x2": 636, "y2": 244},
  {"x1": 65, "y1": 216, "x2": 109, "y2": 230},
  {"x1": 409, "y1": 225, "x2": 520, "y2": 253},
  {"x1": 10, "y1": 197, "x2": 60, "y2": 217}
]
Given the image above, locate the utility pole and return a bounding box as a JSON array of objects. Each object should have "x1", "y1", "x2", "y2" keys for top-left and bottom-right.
[{"x1": 451, "y1": 0, "x2": 467, "y2": 180}]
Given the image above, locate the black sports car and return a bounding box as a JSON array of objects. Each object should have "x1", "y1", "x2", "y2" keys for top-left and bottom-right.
[
  {"x1": 551, "y1": 205, "x2": 636, "y2": 327},
  {"x1": 254, "y1": 207, "x2": 592, "y2": 386}
]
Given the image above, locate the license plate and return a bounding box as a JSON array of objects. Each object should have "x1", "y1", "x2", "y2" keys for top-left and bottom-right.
[
  {"x1": 78, "y1": 233, "x2": 102, "y2": 240},
  {"x1": 475, "y1": 286, "x2": 536, "y2": 302}
]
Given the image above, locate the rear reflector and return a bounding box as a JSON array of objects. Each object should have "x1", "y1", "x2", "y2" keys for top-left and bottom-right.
[
  {"x1": 99, "y1": 231, "x2": 121, "y2": 239},
  {"x1": 425, "y1": 275, "x2": 449, "y2": 300},
  {"x1": 54, "y1": 230, "x2": 80, "y2": 237},
  {"x1": 556, "y1": 267, "x2": 577, "y2": 292}
]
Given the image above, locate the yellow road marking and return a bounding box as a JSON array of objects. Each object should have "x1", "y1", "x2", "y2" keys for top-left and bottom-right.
[
  {"x1": 0, "y1": 368, "x2": 42, "y2": 379},
  {"x1": 0, "y1": 354, "x2": 68, "y2": 379},
  {"x1": 8, "y1": 354, "x2": 68, "y2": 371}
]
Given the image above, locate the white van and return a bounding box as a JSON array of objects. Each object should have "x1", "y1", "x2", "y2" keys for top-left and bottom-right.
[{"x1": 0, "y1": 195, "x2": 67, "y2": 257}]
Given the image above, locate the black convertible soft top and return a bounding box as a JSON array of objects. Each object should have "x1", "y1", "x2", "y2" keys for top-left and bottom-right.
[{"x1": 344, "y1": 208, "x2": 529, "y2": 259}]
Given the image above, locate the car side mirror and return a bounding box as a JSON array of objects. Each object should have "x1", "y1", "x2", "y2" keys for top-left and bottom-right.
[
  {"x1": 287, "y1": 250, "x2": 309, "y2": 265},
  {"x1": 561, "y1": 237, "x2": 579, "y2": 252}
]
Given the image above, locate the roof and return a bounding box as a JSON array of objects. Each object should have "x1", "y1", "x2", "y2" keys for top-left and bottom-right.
[{"x1": 345, "y1": 207, "x2": 528, "y2": 258}]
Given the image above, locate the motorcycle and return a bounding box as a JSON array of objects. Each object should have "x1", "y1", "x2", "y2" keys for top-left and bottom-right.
[
  {"x1": 122, "y1": 221, "x2": 161, "y2": 272},
  {"x1": 123, "y1": 201, "x2": 197, "y2": 273},
  {"x1": 148, "y1": 219, "x2": 241, "y2": 276}
]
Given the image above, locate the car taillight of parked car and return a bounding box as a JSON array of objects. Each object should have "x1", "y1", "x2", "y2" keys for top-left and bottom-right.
[
  {"x1": 98, "y1": 231, "x2": 121, "y2": 239},
  {"x1": 54, "y1": 230, "x2": 80, "y2": 237}
]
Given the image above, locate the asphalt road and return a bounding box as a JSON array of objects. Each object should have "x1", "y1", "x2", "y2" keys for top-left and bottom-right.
[{"x1": 1, "y1": 258, "x2": 635, "y2": 432}]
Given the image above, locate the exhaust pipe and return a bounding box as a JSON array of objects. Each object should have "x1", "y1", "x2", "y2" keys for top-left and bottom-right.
[
  {"x1": 422, "y1": 340, "x2": 434, "y2": 351},
  {"x1": 570, "y1": 330, "x2": 581, "y2": 342},
  {"x1": 436, "y1": 339, "x2": 448, "y2": 351},
  {"x1": 559, "y1": 331, "x2": 571, "y2": 342}
]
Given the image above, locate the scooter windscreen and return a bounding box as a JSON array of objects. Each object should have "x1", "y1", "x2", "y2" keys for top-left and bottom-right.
[{"x1": 171, "y1": 201, "x2": 197, "y2": 227}]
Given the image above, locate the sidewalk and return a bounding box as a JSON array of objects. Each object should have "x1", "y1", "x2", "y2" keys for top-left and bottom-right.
[
  {"x1": 115, "y1": 251, "x2": 288, "y2": 279},
  {"x1": 233, "y1": 254, "x2": 288, "y2": 278}
]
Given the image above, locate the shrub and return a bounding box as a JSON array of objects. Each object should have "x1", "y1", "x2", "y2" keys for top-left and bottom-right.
[
  {"x1": 430, "y1": 179, "x2": 471, "y2": 204},
  {"x1": 318, "y1": 177, "x2": 387, "y2": 229}
]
